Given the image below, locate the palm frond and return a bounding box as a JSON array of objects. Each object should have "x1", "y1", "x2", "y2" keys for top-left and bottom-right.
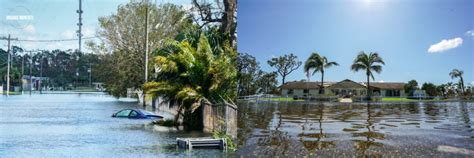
[
  {"x1": 370, "y1": 52, "x2": 385, "y2": 65},
  {"x1": 351, "y1": 62, "x2": 367, "y2": 72},
  {"x1": 154, "y1": 56, "x2": 178, "y2": 73},
  {"x1": 324, "y1": 61, "x2": 339, "y2": 68},
  {"x1": 371, "y1": 65, "x2": 383, "y2": 74}
]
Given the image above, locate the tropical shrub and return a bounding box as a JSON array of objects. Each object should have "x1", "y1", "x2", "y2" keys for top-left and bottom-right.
[{"x1": 144, "y1": 30, "x2": 236, "y2": 130}]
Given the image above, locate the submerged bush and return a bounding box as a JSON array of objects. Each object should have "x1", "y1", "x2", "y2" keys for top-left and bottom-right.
[
  {"x1": 212, "y1": 130, "x2": 237, "y2": 151},
  {"x1": 151, "y1": 119, "x2": 178, "y2": 127}
]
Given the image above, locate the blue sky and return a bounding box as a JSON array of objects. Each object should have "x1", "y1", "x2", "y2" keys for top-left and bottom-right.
[
  {"x1": 238, "y1": 0, "x2": 473, "y2": 85},
  {"x1": 0, "y1": 0, "x2": 189, "y2": 51}
]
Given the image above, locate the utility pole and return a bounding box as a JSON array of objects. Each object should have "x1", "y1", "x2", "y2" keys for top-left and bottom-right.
[
  {"x1": 144, "y1": 0, "x2": 149, "y2": 83},
  {"x1": 1, "y1": 34, "x2": 18, "y2": 96},
  {"x1": 21, "y1": 54, "x2": 24, "y2": 94},
  {"x1": 6, "y1": 35, "x2": 11, "y2": 96},
  {"x1": 39, "y1": 55, "x2": 43, "y2": 94},
  {"x1": 77, "y1": 0, "x2": 83, "y2": 53},
  {"x1": 143, "y1": 0, "x2": 149, "y2": 107},
  {"x1": 76, "y1": 0, "x2": 83, "y2": 91},
  {"x1": 29, "y1": 50, "x2": 33, "y2": 95}
]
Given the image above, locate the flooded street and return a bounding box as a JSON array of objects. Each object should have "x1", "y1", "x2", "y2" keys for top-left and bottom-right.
[
  {"x1": 237, "y1": 101, "x2": 474, "y2": 157},
  {"x1": 1, "y1": 94, "x2": 473, "y2": 157},
  {"x1": 0, "y1": 94, "x2": 225, "y2": 157}
]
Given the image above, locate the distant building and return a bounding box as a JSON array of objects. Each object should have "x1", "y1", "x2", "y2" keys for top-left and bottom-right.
[
  {"x1": 413, "y1": 90, "x2": 426, "y2": 97},
  {"x1": 328, "y1": 79, "x2": 367, "y2": 96},
  {"x1": 22, "y1": 75, "x2": 49, "y2": 91},
  {"x1": 92, "y1": 82, "x2": 105, "y2": 91},
  {"x1": 280, "y1": 81, "x2": 324, "y2": 98},
  {"x1": 367, "y1": 82, "x2": 406, "y2": 97},
  {"x1": 280, "y1": 79, "x2": 406, "y2": 98}
]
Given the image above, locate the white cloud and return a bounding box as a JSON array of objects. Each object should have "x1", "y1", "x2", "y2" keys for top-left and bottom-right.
[
  {"x1": 467, "y1": 30, "x2": 474, "y2": 37},
  {"x1": 45, "y1": 42, "x2": 77, "y2": 51},
  {"x1": 23, "y1": 24, "x2": 35, "y2": 33},
  {"x1": 61, "y1": 26, "x2": 96, "y2": 39},
  {"x1": 428, "y1": 37, "x2": 463, "y2": 53},
  {"x1": 61, "y1": 29, "x2": 75, "y2": 39},
  {"x1": 83, "y1": 27, "x2": 96, "y2": 37},
  {"x1": 181, "y1": 4, "x2": 193, "y2": 11}
]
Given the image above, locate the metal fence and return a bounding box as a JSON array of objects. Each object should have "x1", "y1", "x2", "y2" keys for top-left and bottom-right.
[{"x1": 237, "y1": 94, "x2": 473, "y2": 103}]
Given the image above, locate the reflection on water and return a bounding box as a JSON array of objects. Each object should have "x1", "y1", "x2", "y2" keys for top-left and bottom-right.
[
  {"x1": 237, "y1": 101, "x2": 474, "y2": 157},
  {"x1": 0, "y1": 94, "x2": 226, "y2": 157}
]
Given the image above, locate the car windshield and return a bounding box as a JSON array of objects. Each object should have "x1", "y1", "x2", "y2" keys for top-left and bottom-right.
[
  {"x1": 115, "y1": 109, "x2": 131, "y2": 117},
  {"x1": 139, "y1": 110, "x2": 155, "y2": 116},
  {"x1": 129, "y1": 110, "x2": 139, "y2": 117}
]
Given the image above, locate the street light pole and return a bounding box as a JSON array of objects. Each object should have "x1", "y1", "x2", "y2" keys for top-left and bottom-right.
[
  {"x1": 29, "y1": 51, "x2": 33, "y2": 95},
  {"x1": 143, "y1": 0, "x2": 149, "y2": 107}
]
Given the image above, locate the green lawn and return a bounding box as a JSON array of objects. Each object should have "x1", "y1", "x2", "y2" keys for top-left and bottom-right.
[
  {"x1": 0, "y1": 91, "x2": 22, "y2": 95},
  {"x1": 268, "y1": 97, "x2": 305, "y2": 102}
]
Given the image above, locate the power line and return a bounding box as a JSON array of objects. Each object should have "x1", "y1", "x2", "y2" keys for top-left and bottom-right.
[
  {"x1": 0, "y1": 34, "x2": 18, "y2": 96},
  {"x1": 0, "y1": 36, "x2": 98, "y2": 42}
]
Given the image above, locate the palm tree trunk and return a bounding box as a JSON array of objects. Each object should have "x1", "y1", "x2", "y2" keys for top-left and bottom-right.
[
  {"x1": 320, "y1": 71, "x2": 324, "y2": 94},
  {"x1": 367, "y1": 74, "x2": 370, "y2": 101},
  {"x1": 460, "y1": 76, "x2": 465, "y2": 94}
]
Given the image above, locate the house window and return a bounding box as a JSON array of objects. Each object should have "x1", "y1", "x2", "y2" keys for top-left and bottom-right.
[
  {"x1": 288, "y1": 89, "x2": 293, "y2": 95},
  {"x1": 394, "y1": 90, "x2": 400, "y2": 96},
  {"x1": 303, "y1": 89, "x2": 309, "y2": 93},
  {"x1": 385, "y1": 90, "x2": 393, "y2": 97}
]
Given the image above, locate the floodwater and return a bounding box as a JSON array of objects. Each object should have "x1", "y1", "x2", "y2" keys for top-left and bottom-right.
[
  {"x1": 237, "y1": 101, "x2": 474, "y2": 157},
  {"x1": 0, "y1": 93, "x2": 226, "y2": 157}
]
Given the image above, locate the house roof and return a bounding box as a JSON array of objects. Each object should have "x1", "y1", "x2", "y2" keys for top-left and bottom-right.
[
  {"x1": 280, "y1": 80, "x2": 406, "y2": 90},
  {"x1": 366, "y1": 82, "x2": 405, "y2": 90},
  {"x1": 328, "y1": 79, "x2": 366, "y2": 89},
  {"x1": 280, "y1": 81, "x2": 322, "y2": 89}
]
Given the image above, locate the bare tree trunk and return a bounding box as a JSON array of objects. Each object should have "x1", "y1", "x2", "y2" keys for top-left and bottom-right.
[
  {"x1": 222, "y1": 0, "x2": 236, "y2": 47},
  {"x1": 282, "y1": 76, "x2": 286, "y2": 85}
]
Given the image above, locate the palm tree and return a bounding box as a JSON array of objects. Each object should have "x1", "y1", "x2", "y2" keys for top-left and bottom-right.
[
  {"x1": 304, "y1": 53, "x2": 339, "y2": 94},
  {"x1": 143, "y1": 32, "x2": 236, "y2": 128},
  {"x1": 449, "y1": 69, "x2": 465, "y2": 94},
  {"x1": 351, "y1": 51, "x2": 385, "y2": 100}
]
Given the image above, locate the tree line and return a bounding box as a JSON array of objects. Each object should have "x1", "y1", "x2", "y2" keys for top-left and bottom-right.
[
  {"x1": 0, "y1": 47, "x2": 105, "y2": 90},
  {"x1": 238, "y1": 51, "x2": 471, "y2": 98}
]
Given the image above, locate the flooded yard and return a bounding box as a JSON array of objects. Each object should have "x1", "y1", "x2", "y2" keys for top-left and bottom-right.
[
  {"x1": 0, "y1": 94, "x2": 225, "y2": 157},
  {"x1": 237, "y1": 101, "x2": 474, "y2": 157},
  {"x1": 1, "y1": 94, "x2": 473, "y2": 157}
]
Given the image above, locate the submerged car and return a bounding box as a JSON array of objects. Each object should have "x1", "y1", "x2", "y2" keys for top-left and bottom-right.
[{"x1": 112, "y1": 109, "x2": 163, "y2": 119}]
